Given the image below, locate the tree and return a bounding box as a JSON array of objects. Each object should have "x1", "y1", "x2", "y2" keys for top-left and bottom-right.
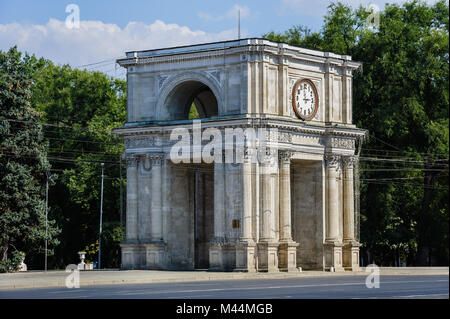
[
  {"x1": 30, "y1": 62, "x2": 127, "y2": 268},
  {"x1": 0, "y1": 47, "x2": 60, "y2": 272},
  {"x1": 264, "y1": 0, "x2": 449, "y2": 265}
]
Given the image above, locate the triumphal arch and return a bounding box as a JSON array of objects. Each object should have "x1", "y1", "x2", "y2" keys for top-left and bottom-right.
[{"x1": 114, "y1": 38, "x2": 367, "y2": 272}]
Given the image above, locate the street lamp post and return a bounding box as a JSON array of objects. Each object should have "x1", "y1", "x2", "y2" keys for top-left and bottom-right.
[
  {"x1": 98, "y1": 163, "x2": 104, "y2": 269},
  {"x1": 45, "y1": 171, "x2": 50, "y2": 272}
]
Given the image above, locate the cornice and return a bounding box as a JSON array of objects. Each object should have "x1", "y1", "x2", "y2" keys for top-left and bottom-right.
[
  {"x1": 117, "y1": 39, "x2": 360, "y2": 70},
  {"x1": 112, "y1": 117, "x2": 367, "y2": 139}
]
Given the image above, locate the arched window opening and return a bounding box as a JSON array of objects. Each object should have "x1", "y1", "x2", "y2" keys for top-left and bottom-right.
[{"x1": 165, "y1": 81, "x2": 218, "y2": 120}]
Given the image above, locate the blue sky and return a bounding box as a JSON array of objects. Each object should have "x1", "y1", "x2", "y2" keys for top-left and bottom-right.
[{"x1": 0, "y1": 0, "x2": 439, "y2": 76}]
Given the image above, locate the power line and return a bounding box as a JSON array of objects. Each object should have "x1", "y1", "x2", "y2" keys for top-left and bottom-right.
[
  {"x1": 2, "y1": 117, "x2": 121, "y2": 135},
  {"x1": 76, "y1": 59, "x2": 116, "y2": 68},
  {"x1": 362, "y1": 147, "x2": 448, "y2": 158}
]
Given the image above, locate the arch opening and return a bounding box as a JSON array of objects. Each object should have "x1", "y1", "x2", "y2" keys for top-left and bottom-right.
[{"x1": 164, "y1": 81, "x2": 218, "y2": 121}]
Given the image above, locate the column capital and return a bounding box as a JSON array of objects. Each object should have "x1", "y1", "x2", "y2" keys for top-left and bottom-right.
[
  {"x1": 259, "y1": 148, "x2": 277, "y2": 165},
  {"x1": 147, "y1": 153, "x2": 165, "y2": 166},
  {"x1": 325, "y1": 153, "x2": 341, "y2": 168},
  {"x1": 278, "y1": 150, "x2": 293, "y2": 165},
  {"x1": 342, "y1": 156, "x2": 357, "y2": 169},
  {"x1": 126, "y1": 155, "x2": 139, "y2": 168},
  {"x1": 243, "y1": 147, "x2": 255, "y2": 163}
]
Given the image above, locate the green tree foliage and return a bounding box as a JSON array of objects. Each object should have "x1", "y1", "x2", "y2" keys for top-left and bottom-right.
[
  {"x1": 30, "y1": 62, "x2": 127, "y2": 269},
  {"x1": 188, "y1": 103, "x2": 200, "y2": 119},
  {"x1": 264, "y1": 0, "x2": 449, "y2": 265},
  {"x1": 0, "y1": 47, "x2": 60, "y2": 272}
]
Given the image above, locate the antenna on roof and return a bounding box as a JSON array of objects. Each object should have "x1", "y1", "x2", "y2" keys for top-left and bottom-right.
[{"x1": 238, "y1": 9, "x2": 241, "y2": 40}]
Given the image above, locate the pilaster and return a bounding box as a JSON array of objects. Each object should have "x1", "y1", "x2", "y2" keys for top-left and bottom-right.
[
  {"x1": 125, "y1": 155, "x2": 139, "y2": 243},
  {"x1": 278, "y1": 151, "x2": 300, "y2": 272},
  {"x1": 324, "y1": 153, "x2": 344, "y2": 271}
]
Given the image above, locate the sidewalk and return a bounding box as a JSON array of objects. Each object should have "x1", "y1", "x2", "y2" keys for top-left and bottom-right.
[{"x1": 0, "y1": 267, "x2": 448, "y2": 290}]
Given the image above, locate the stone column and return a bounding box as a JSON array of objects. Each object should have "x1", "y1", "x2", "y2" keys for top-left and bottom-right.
[
  {"x1": 125, "y1": 155, "x2": 139, "y2": 242},
  {"x1": 278, "y1": 151, "x2": 299, "y2": 272},
  {"x1": 260, "y1": 161, "x2": 273, "y2": 242},
  {"x1": 144, "y1": 153, "x2": 166, "y2": 270},
  {"x1": 121, "y1": 155, "x2": 143, "y2": 269},
  {"x1": 257, "y1": 149, "x2": 279, "y2": 272},
  {"x1": 279, "y1": 151, "x2": 292, "y2": 242},
  {"x1": 342, "y1": 156, "x2": 360, "y2": 271},
  {"x1": 242, "y1": 156, "x2": 253, "y2": 242},
  {"x1": 209, "y1": 160, "x2": 226, "y2": 271},
  {"x1": 235, "y1": 149, "x2": 257, "y2": 272},
  {"x1": 343, "y1": 156, "x2": 356, "y2": 242},
  {"x1": 213, "y1": 161, "x2": 226, "y2": 240},
  {"x1": 138, "y1": 155, "x2": 152, "y2": 242},
  {"x1": 326, "y1": 154, "x2": 340, "y2": 241},
  {"x1": 150, "y1": 154, "x2": 163, "y2": 241},
  {"x1": 324, "y1": 153, "x2": 344, "y2": 271}
]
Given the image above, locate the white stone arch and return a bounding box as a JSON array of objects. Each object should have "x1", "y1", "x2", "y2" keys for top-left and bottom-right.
[{"x1": 156, "y1": 71, "x2": 223, "y2": 121}]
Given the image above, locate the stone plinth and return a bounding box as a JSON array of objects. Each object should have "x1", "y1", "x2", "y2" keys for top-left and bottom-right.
[
  {"x1": 279, "y1": 242, "x2": 300, "y2": 272},
  {"x1": 324, "y1": 242, "x2": 345, "y2": 272},
  {"x1": 257, "y1": 242, "x2": 280, "y2": 272},
  {"x1": 343, "y1": 241, "x2": 361, "y2": 271}
]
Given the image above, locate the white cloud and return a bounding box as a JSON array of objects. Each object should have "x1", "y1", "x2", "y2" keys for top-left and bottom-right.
[
  {"x1": 197, "y1": 4, "x2": 251, "y2": 22},
  {"x1": 0, "y1": 19, "x2": 236, "y2": 73}
]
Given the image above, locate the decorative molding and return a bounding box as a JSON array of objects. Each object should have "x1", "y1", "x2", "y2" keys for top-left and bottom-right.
[
  {"x1": 331, "y1": 137, "x2": 355, "y2": 149},
  {"x1": 126, "y1": 155, "x2": 139, "y2": 168},
  {"x1": 141, "y1": 155, "x2": 152, "y2": 172},
  {"x1": 259, "y1": 148, "x2": 278, "y2": 165},
  {"x1": 157, "y1": 75, "x2": 168, "y2": 89},
  {"x1": 148, "y1": 153, "x2": 165, "y2": 166},
  {"x1": 125, "y1": 136, "x2": 156, "y2": 149},
  {"x1": 278, "y1": 132, "x2": 292, "y2": 143},
  {"x1": 207, "y1": 70, "x2": 221, "y2": 82},
  {"x1": 342, "y1": 156, "x2": 357, "y2": 169},
  {"x1": 279, "y1": 151, "x2": 293, "y2": 164},
  {"x1": 325, "y1": 153, "x2": 341, "y2": 168}
]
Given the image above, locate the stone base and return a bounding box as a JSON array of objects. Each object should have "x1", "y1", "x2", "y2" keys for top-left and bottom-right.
[
  {"x1": 120, "y1": 242, "x2": 146, "y2": 269},
  {"x1": 209, "y1": 240, "x2": 242, "y2": 272},
  {"x1": 324, "y1": 241, "x2": 345, "y2": 272},
  {"x1": 278, "y1": 241, "x2": 300, "y2": 272},
  {"x1": 120, "y1": 241, "x2": 167, "y2": 270},
  {"x1": 257, "y1": 242, "x2": 280, "y2": 272},
  {"x1": 234, "y1": 241, "x2": 257, "y2": 272},
  {"x1": 343, "y1": 241, "x2": 361, "y2": 271},
  {"x1": 209, "y1": 241, "x2": 225, "y2": 271},
  {"x1": 143, "y1": 242, "x2": 167, "y2": 269}
]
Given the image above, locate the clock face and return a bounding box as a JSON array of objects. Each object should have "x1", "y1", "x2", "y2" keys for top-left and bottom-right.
[{"x1": 292, "y1": 79, "x2": 319, "y2": 120}]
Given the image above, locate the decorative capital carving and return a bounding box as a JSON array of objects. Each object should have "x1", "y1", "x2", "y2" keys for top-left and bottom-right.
[
  {"x1": 126, "y1": 155, "x2": 139, "y2": 168},
  {"x1": 148, "y1": 153, "x2": 165, "y2": 166},
  {"x1": 259, "y1": 148, "x2": 277, "y2": 165},
  {"x1": 278, "y1": 151, "x2": 293, "y2": 164},
  {"x1": 325, "y1": 153, "x2": 341, "y2": 168},
  {"x1": 342, "y1": 156, "x2": 357, "y2": 169},
  {"x1": 243, "y1": 147, "x2": 255, "y2": 163}
]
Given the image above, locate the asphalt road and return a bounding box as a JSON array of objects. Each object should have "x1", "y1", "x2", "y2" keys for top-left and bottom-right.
[{"x1": 0, "y1": 275, "x2": 448, "y2": 299}]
